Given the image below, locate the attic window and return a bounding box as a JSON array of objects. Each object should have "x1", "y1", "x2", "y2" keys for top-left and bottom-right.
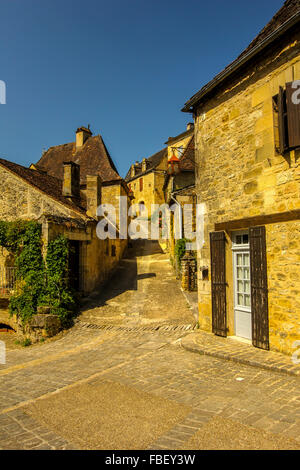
[{"x1": 273, "y1": 82, "x2": 300, "y2": 154}]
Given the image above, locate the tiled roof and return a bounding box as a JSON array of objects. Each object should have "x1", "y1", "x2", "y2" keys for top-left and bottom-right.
[
  {"x1": 0, "y1": 158, "x2": 87, "y2": 217},
  {"x1": 179, "y1": 135, "x2": 195, "y2": 171},
  {"x1": 125, "y1": 148, "x2": 167, "y2": 182},
  {"x1": 36, "y1": 135, "x2": 121, "y2": 184},
  {"x1": 163, "y1": 136, "x2": 195, "y2": 192},
  {"x1": 182, "y1": 0, "x2": 300, "y2": 111},
  {"x1": 164, "y1": 127, "x2": 194, "y2": 145}
]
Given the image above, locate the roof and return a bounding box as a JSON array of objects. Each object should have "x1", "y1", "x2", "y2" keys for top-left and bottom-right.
[
  {"x1": 125, "y1": 147, "x2": 167, "y2": 182},
  {"x1": 36, "y1": 135, "x2": 121, "y2": 184},
  {"x1": 0, "y1": 158, "x2": 88, "y2": 217},
  {"x1": 163, "y1": 136, "x2": 195, "y2": 191},
  {"x1": 182, "y1": 0, "x2": 300, "y2": 112},
  {"x1": 164, "y1": 126, "x2": 194, "y2": 145},
  {"x1": 179, "y1": 135, "x2": 195, "y2": 171}
]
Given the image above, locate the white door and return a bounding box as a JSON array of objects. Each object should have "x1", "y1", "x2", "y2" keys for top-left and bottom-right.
[{"x1": 232, "y1": 232, "x2": 252, "y2": 340}]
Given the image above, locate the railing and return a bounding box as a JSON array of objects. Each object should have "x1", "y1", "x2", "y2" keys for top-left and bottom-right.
[{"x1": 0, "y1": 267, "x2": 17, "y2": 296}]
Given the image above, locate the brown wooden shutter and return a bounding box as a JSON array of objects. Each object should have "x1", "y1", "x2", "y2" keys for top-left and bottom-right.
[
  {"x1": 249, "y1": 226, "x2": 269, "y2": 350},
  {"x1": 278, "y1": 86, "x2": 288, "y2": 154},
  {"x1": 286, "y1": 81, "x2": 300, "y2": 149},
  {"x1": 139, "y1": 178, "x2": 143, "y2": 191},
  {"x1": 210, "y1": 231, "x2": 227, "y2": 337}
]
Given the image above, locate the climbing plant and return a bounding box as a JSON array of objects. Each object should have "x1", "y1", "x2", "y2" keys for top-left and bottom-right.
[
  {"x1": 41, "y1": 235, "x2": 77, "y2": 327},
  {"x1": 174, "y1": 238, "x2": 197, "y2": 274},
  {"x1": 0, "y1": 220, "x2": 76, "y2": 326},
  {"x1": 174, "y1": 238, "x2": 188, "y2": 269},
  {"x1": 0, "y1": 221, "x2": 45, "y2": 324}
]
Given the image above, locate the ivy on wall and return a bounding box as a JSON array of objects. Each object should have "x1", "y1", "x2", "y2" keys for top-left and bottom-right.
[
  {"x1": 42, "y1": 235, "x2": 76, "y2": 325},
  {"x1": 0, "y1": 221, "x2": 76, "y2": 327},
  {"x1": 174, "y1": 238, "x2": 197, "y2": 274},
  {"x1": 174, "y1": 238, "x2": 188, "y2": 269}
]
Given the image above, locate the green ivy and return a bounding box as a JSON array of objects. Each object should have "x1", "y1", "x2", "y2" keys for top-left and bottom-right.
[
  {"x1": 6, "y1": 222, "x2": 45, "y2": 324},
  {"x1": 0, "y1": 220, "x2": 77, "y2": 327},
  {"x1": 174, "y1": 238, "x2": 188, "y2": 269},
  {"x1": 41, "y1": 235, "x2": 77, "y2": 327}
]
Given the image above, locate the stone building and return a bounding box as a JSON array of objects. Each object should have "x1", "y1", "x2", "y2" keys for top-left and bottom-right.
[
  {"x1": 0, "y1": 126, "x2": 129, "y2": 297},
  {"x1": 182, "y1": 0, "x2": 300, "y2": 355},
  {"x1": 125, "y1": 147, "x2": 168, "y2": 219},
  {"x1": 125, "y1": 124, "x2": 195, "y2": 240},
  {"x1": 163, "y1": 132, "x2": 196, "y2": 263}
]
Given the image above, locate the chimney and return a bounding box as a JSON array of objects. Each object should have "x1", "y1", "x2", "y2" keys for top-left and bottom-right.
[
  {"x1": 76, "y1": 125, "x2": 92, "y2": 149},
  {"x1": 86, "y1": 175, "x2": 102, "y2": 218},
  {"x1": 62, "y1": 162, "x2": 80, "y2": 199},
  {"x1": 130, "y1": 164, "x2": 135, "y2": 178},
  {"x1": 186, "y1": 122, "x2": 194, "y2": 131},
  {"x1": 142, "y1": 158, "x2": 147, "y2": 172}
]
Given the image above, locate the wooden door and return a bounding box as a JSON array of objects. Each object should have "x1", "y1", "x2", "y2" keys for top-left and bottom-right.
[
  {"x1": 210, "y1": 231, "x2": 227, "y2": 337},
  {"x1": 249, "y1": 226, "x2": 269, "y2": 350}
]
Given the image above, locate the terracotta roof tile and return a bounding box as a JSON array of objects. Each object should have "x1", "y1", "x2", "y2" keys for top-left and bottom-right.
[
  {"x1": 36, "y1": 135, "x2": 121, "y2": 184},
  {"x1": 179, "y1": 135, "x2": 195, "y2": 171}
]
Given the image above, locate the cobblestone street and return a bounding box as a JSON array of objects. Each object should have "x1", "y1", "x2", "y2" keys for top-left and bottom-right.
[
  {"x1": 0, "y1": 241, "x2": 299, "y2": 450},
  {"x1": 0, "y1": 324, "x2": 299, "y2": 450}
]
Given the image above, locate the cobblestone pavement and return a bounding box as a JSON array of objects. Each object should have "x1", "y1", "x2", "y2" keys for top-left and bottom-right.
[
  {"x1": 79, "y1": 240, "x2": 197, "y2": 327},
  {"x1": 0, "y1": 240, "x2": 299, "y2": 449},
  {"x1": 0, "y1": 323, "x2": 299, "y2": 450},
  {"x1": 182, "y1": 330, "x2": 300, "y2": 377}
]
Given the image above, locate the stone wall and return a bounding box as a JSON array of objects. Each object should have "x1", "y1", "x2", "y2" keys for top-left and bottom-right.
[
  {"x1": 0, "y1": 166, "x2": 83, "y2": 221},
  {"x1": 194, "y1": 29, "x2": 300, "y2": 355},
  {"x1": 0, "y1": 165, "x2": 128, "y2": 299},
  {"x1": 266, "y1": 220, "x2": 300, "y2": 354}
]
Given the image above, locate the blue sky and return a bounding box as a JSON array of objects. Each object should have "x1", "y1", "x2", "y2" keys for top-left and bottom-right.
[{"x1": 0, "y1": 0, "x2": 283, "y2": 177}]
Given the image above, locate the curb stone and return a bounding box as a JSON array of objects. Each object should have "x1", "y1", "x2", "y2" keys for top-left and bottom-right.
[{"x1": 181, "y1": 332, "x2": 300, "y2": 377}]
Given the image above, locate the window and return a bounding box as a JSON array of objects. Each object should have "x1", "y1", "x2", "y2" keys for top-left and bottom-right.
[
  {"x1": 111, "y1": 245, "x2": 116, "y2": 257},
  {"x1": 273, "y1": 82, "x2": 300, "y2": 153},
  {"x1": 139, "y1": 178, "x2": 143, "y2": 191},
  {"x1": 234, "y1": 233, "x2": 249, "y2": 245}
]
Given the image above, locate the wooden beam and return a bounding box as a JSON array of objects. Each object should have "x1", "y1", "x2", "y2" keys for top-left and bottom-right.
[{"x1": 215, "y1": 209, "x2": 300, "y2": 231}]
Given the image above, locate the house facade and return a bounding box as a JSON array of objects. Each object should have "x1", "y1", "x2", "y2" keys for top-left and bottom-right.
[
  {"x1": 0, "y1": 126, "x2": 129, "y2": 298},
  {"x1": 163, "y1": 130, "x2": 196, "y2": 263},
  {"x1": 182, "y1": 0, "x2": 300, "y2": 355},
  {"x1": 125, "y1": 147, "x2": 168, "y2": 219}
]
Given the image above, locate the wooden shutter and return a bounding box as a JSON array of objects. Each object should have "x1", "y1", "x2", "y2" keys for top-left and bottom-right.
[
  {"x1": 249, "y1": 226, "x2": 269, "y2": 350},
  {"x1": 139, "y1": 178, "x2": 143, "y2": 191},
  {"x1": 278, "y1": 86, "x2": 288, "y2": 154},
  {"x1": 286, "y1": 81, "x2": 300, "y2": 149},
  {"x1": 210, "y1": 231, "x2": 227, "y2": 337}
]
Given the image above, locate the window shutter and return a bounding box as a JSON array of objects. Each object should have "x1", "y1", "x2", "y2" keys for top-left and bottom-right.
[
  {"x1": 278, "y1": 86, "x2": 288, "y2": 154},
  {"x1": 139, "y1": 178, "x2": 143, "y2": 191},
  {"x1": 249, "y1": 226, "x2": 269, "y2": 350},
  {"x1": 210, "y1": 231, "x2": 227, "y2": 337},
  {"x1": 286, "y1": 81, "x2": 300, "y2": 149}
]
